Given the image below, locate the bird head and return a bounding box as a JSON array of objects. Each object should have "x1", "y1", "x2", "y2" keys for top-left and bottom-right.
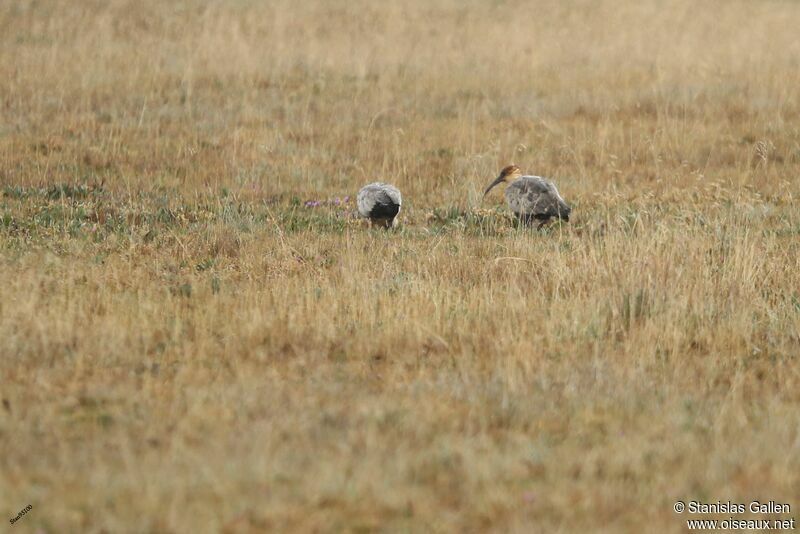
[{"x1": 483, "y1": 165, "x2": 522, "y2": 197}]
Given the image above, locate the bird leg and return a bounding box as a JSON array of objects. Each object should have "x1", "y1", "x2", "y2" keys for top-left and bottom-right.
[{"x1": 367, "y1": 218, "x2": 394, "y2": 229}]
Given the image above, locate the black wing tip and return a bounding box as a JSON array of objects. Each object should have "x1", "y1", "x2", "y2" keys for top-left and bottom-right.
[{"x1": 368, "y1": 202, "x2": 400, "y2": 219}]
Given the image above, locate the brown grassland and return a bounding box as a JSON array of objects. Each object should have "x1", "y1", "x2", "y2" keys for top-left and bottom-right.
[{"x1": 2, "y1": 0, "x2": 800, "y2": 532}]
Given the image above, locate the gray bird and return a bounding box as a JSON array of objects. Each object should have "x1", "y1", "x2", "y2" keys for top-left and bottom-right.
[
  {"x1": 483, "y1": 165, "x2": 571, "y2": 228},
  {"x1": 357, "y1": 182, "x2": 402, "y2": 228}
]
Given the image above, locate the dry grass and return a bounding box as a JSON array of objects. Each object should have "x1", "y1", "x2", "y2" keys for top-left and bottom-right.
[{"x1": 2, "y1": 0, "x2": 800, "y2": 532}]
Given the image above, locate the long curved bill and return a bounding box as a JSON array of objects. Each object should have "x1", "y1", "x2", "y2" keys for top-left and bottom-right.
[{"x1": 483, "y1": 175, "x2": 504, "y2": 198}]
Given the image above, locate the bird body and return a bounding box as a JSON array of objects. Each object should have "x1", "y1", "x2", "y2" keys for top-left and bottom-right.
[
  {"x1": 484, "y1": 165, "x2": 571, "y2": 227},
  {"x1": 357, "y1": 182, "x2": 402, "y2": 228}
]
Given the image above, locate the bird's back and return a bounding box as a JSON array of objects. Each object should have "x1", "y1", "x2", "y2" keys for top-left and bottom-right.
[
  {"x1": 505, "y1": 176, "x2": 570, "y2": 221},
  {"x1": 357, "y1": 183, "x2": 402, "y2": 222}
]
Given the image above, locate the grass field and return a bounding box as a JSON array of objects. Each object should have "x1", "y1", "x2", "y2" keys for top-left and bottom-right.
[{"x1": 2, "y1": 0, "x2": 800, "y2": 532}]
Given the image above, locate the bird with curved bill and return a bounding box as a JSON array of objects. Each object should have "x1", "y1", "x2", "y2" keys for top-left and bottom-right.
[{"x1": 484, "y1": 165, "x2": 571, "y2": 229}]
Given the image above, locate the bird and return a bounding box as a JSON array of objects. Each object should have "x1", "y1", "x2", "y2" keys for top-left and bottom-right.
[
  {"x1": 357, "y1": 182, "x2": 402, "y2": 228},
  {"x1": 483, "y1": 165, "x2": 571, "y2": 228}
]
